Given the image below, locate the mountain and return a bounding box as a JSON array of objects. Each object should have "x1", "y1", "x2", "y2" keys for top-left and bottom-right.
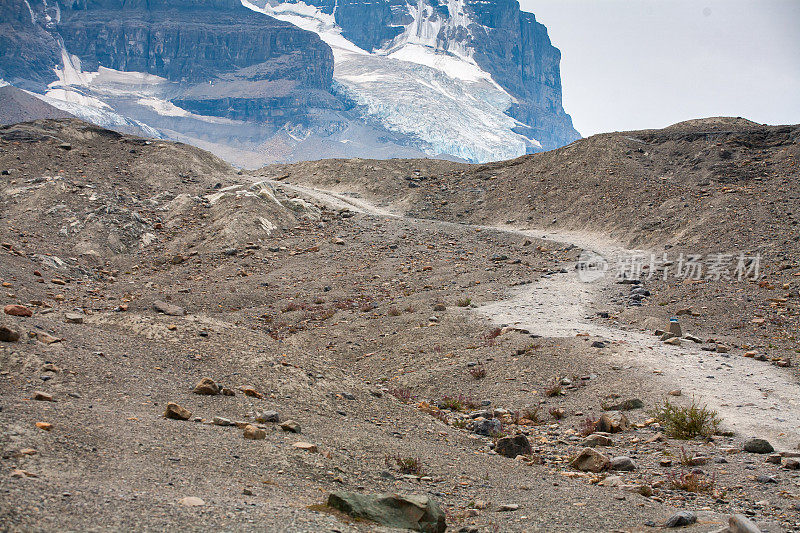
[{"x1": 0, "y1": 0, "x2": 579, "y2": 165}]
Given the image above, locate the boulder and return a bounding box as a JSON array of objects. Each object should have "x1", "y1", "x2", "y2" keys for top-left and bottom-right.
[
  {"x1": 327, "y1": 492, "x2": 446, "y2": 533},
  {"x1": 595, "y1": 413, "x2": 629, "y2": 434},
  {"x1": 581, "y1": 433, "x2": 614, "y2": 447},
  {"x1": 570, "y1": 447, "x2": 610, "y2": 472},
  {"x1": 472, "y1": 418, "x2": 501, "y2": 436},
  {"x1": 495, "y1": 435, "x2": 532, "y2": 458}
]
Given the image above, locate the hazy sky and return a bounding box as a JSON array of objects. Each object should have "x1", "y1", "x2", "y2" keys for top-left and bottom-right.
[{"x1": 520, "y1": 0, "x2": 800, "y2": 136}]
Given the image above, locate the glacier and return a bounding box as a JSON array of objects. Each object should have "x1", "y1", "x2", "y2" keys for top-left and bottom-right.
[{"x1": 243, "y1": 0, "x2": 538, "y2": 162}]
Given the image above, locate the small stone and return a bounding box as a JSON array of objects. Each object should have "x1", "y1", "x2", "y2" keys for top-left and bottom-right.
[
  {"x1": 663, "y1": 337, "x2": 681, "y2": 346},
  {"x1": 497, "y1": 503, "x2": 518, "y2": 512},
  {"x1": 668, "y1": 389, "x2": 682, "y2": 397},
  {"x1": 64, "y1": 312, "x2": 84, "y2": 324},
  {"x1": 293, "y1": 441, "x2": 317, "y2": 452},
  {"x1": 605, "y1": 398, "x2": 644, "y2": 411},
  {"x1": 728, "y1": 514, "x2": 762, "y2": 533},
  {"x1": 255, "y1": 411, "x2": 280, "y2": 423},
  {"x1": 765, "y1": 453, "x2": 782, "y2": 464},
  {"x1": 743, "y1": 438, "x2": 774, "y2": 454},
  {"x1": 715, "y1": 344, "x2": 729, "y2": 353},
  {"x1": 495, "y1": 435, "x2": 532, "y2": 458},
  {"x1": 35, "y1": 332, "x2": 61, "y2": 344},
  {"x1": 35, "y1": 422, "x2": 52, "y2": 431},
  {"x1": 659, "y1": 458, "x2": 673, "y2": 467},
  {"x1": 610, "y1": 456, "x2": 636, "y2": 471},
  {"x1": 32, "y1": 391, "x2": 54, "y2": 402},
  {"x1": 178, "y1": 496, "x2": 205, "y2": 507},
  {"x1": 242, "y1": 488, "x2": 254, "y2": 496},
  {"x1": 153, "y1": 300, "x2": 185, "y2": 316},
  {"x1": 0, "y1": 324, "x2": 20, "y2": 342},
  {"x1": 570, "y1": 447, "x2": 610, "y2": 472},
  {"x1": 243, "y1": 424, "x2": 266, "y2": 440},
  {"x1": 664, "y1": 510, "x2": 696, "y2": 527},
  {"x1": 280, "y1": 420, "x2": 301, "y2": 433},
  {"x1": 192, "y1": 378, "x2": 220, "y2": 396},
  {"x1": 4, "y1": 304, "x2": 32, "y2": 317},
  {"x1": 240, "y1": 387, "x2": 263, "y2": 399},
  {"x1": 212, "y1": 417, "x2": 233, "y2": 426},
  {"x1": 581, "y1": 433, "x2": 613, "y2": 447},
  {"x1": 595, "y1": 412, "x2": 628, "y2": 433},
  {"x1": 220, "y1": 387, "x2": 235, "y2": 396},
  {"x1": 164, "y1": 402, "x2": 192, "y2": 420},
  {"x1": 756, "y1": 474, "x2": 777, "y2": 484}
]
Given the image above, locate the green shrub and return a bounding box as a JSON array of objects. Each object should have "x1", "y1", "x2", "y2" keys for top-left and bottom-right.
[{"x1": 651, "y1": 399, "x2": 721, "y2": 439}]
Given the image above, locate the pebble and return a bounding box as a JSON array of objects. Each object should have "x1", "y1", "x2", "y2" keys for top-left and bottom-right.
[
  {"x1": 255, "y1": 410, "x2": 280, "y2": 423},
  {"x1": 498, "y1": 503, "x2": 518, "y2": 512},
  {"x1": 293, "y1": 442, "x2": 317, "y2": 452},
  {"x1": 212, "y1": 417, "x2": 233, "y2": 426},
  {"x1": 242, "y1": 425, "x2": 266, "y2": 440},
  {"x1": 570, "y1": 447, "x2": 610, "y2": 472},
  {"x1": 32, "y1": 391, "x2": 54, "y2": 402},
  {"x1": 610, "y1": 456, "x2": 636, "y2": 471},
  {"x1": 280, "y1": 420, "x2": 301, "y2": 433},
  {"x1": 728, "y1": 514, "x2": 762, "y2": 533},
  {"x1": 64, "y1": 312, "x2": 84, "y2": 324},
  {"x1": 178, "y1": 496, "x2": 205, "y2": 507}
]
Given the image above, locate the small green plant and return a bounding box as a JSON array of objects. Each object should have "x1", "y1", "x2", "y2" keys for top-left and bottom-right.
[
  {"x1": 667, "y1": 470, "x2": 715, "y2": 493},
  {"x1": 385, "y1": 454, "x2": 423, "y2": 475},
  {"x1": 651, "y1": 399, "x2": 721, "y2": 439},
  {"x1": 678, "y1": 446, "x2": 693, "y2": 466},
  {"x1": 520, "y1": 405, "x2": 542, "y2": 425},
  {"x1": 456, "y1": 297, "x2": 472, "y2": 307},
  {"x1": 452, "y1": 418, "x2": 467, "y2": 429}
]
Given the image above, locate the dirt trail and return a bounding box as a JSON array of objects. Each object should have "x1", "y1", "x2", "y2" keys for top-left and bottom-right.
[{"x1": 269, "y1": 181, "x2": 800, "y2": 450}]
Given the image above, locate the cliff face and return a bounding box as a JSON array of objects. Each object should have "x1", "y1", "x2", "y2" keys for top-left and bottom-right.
[
  {"x1": 290, "y1": 0, "x2": 579, "y2": 151},
  {"x1": 0, "y1": 0, "x2": 337, "y2": 128}
]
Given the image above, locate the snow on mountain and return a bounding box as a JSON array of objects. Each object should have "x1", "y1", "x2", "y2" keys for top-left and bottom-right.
[{"x1": 244, "y1": 0, "x2": 538, "y2": 162}]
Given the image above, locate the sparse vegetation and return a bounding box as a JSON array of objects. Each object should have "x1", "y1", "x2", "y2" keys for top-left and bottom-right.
[
  {"x1": 456, "y1": 297, "x2": 472, "y2": 307},
  {"x1": 387, "y1": 306, "x2": 402, "y2": 316},
  {"x1": 385, "y1": 454, "x2": 423, "y2": 475},
  {"x1": 651, "y1": 399, "x2": 721, "y2": 439},
  {"x1": 549, "y1": 407, "x2": 565, "y2": 420},
  {"x1": 469, "y1": 365, "x2": 486, "y2": 379},
  {"x1": 482, "y1": 327, "x2": 502, "y2": 346},
  {"x1": 667, "y1": 470, "x2": 715, "y2": 493},
  {"x1": 579, "y1": 416, "x2": 598, "y2": 437},
  {"x1": 544, "y1": 379, "x2": 562, "y2": 397},
  {"x1": 388, "y1": 387, "x2": 414, "y2": 403},
  {"x1": 439, "y1": 394, "x2": 481, "y2": 412}
]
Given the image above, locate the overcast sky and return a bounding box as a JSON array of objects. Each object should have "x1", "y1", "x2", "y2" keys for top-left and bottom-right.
[{"x1": 519, "y1": 0, "x2": 800, "y2": 137}]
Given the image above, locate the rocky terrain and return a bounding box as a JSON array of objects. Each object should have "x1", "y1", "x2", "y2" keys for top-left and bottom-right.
[{"x1": 1, "y1": 117, "x2": 799, "y2": 532}]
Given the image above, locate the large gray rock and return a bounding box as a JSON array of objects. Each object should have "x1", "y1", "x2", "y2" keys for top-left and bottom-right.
[{"x1": 327, "y1": 492, "x2": 446, "y2": 533}]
